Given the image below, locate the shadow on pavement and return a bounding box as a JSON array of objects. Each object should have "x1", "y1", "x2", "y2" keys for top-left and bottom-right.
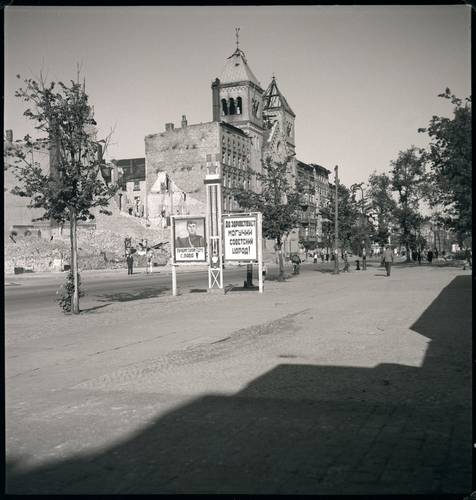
[
  {"x1": 96, "y1": 287, "x2": 169, "y2": 303},
  {"x1": 80, "y1": 303, "x2": 112, "y2": 314},
  {"x1": 6, "y1": 276, "x2": 471, "y2": 495}
]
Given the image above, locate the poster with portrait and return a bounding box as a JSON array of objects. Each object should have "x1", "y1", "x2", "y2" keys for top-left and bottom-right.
[{"x1": 172, "y1": 216, "x2": 207, "y2": 263}]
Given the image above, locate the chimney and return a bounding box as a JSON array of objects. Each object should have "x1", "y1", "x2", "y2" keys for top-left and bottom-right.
[
  {"x1": 181, "y1": 115, "x2": 188, "y2": 128},
  {"x1": 5, "y1": 129, "x2": 13, "y2": 143},
  {"x1": 211, "y1": 78, "x2": 221, "y2": 122},
  {"x1": 165, "y1": 122, "x2": 175, "y2": 132}
]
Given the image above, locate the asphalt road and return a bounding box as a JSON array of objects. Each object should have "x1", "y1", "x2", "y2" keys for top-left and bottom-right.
[
  {"x1": 4, "y1": 259, "x2": 379, "y2": 313},
  {"x1": 4, "y1": 264, "x2": 301, "y2": 313}
]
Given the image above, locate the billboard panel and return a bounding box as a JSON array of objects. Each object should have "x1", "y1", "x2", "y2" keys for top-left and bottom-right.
[
  {"x1": 172, "y1": 216, "x2": 207, "y2": 263},
  {"x1": 223, "y1": 214, "x2": 258, "y2": 261}
]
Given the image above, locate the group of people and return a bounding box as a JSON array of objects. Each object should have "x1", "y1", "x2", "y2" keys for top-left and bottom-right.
[
  {"x1": 126, "y1": 249, "x2": 154, "y2": 275},
  {"x1": 410, "y1": 248, "x2": 439, "y2": 265}
]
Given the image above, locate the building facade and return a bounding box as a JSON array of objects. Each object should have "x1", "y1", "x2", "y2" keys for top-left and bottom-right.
[{"x1": 144, "y1": 41, "x2": 330, "y2": 248}]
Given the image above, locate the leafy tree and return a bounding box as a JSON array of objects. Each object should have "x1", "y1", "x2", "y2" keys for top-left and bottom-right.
[
  {"x1": 7, "y1": 73, "x2": 118, "y2": 314},
  {"x1": 233, "y1": 155, "x2": 302, "y2": 280},
  {"x1": 389, "y1": 146, "x2": 427, "y2": 261},
  {"x1": 320, "y1": 182, "x2": 359, "y2": 255},
  {"x1": 321, "y1": 182, "x2": 359, "y2": 251},
  {"x1": 418, "y1": 89, "x2": 472, "y2": 247},
  {"x1": 366, "y1": 172, "x2": 397, "y2": 248}
]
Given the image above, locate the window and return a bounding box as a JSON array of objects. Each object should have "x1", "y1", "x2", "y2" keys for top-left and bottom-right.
[
  {"x1": 237, "y1": 97, "x2": 242, "y2": 114},
  {"x1": 229, "y1": 98, "x2": 236, "y2": 115},
  {"x1": 252, "y1": 98, "x2": 259, "y2": 117},
  {"x1": 221, "y1": 99, "x2": 228, "y2": 116}
]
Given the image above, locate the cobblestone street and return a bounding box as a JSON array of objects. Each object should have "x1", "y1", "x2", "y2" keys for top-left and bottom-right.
[{"x1": 5, "y1": 264, "x2": 472, "y2": 495}]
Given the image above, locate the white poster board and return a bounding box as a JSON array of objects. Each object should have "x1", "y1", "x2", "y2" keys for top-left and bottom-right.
[{"x1": 223, "y1": 214, "x2": 258, "y2": 262}]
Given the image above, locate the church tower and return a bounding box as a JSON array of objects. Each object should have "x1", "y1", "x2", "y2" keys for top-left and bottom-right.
[
  {"x1": 262, "y1": 76, "x2": 296, "y2": 162},
  {"x1": 212, "y1": 30, "x2": 265, "y2": 185}
]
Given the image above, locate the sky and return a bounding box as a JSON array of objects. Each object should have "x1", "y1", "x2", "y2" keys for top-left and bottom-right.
[{"x1": 4, "y1": 5, "x2": 471, "y2": 188}]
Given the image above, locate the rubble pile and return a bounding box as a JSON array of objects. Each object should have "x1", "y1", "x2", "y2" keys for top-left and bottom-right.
[{"x1": 5, "y1": 209, "x2": 171, "y2": 273}]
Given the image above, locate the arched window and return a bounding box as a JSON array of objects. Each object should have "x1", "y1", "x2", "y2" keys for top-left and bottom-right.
[
  {"x1": 221, "y1": 99, "x2": 228, "y2": 116},
  {"x1": 236, "y1": 97, "x2": 242, "y2": 115},
  {"x1": 229, "y1": 98, "x2": 236, "y2": 115}
]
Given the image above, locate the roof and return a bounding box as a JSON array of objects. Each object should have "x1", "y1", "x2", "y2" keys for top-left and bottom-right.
[
  {"x1": 220, "y1": 121, "x2": 248, "y2": 137},
  {"x1": 263, "y1": 77, "x2": 295, "y2": 117},
  {"x1": 309, "y1": 163, "x2": 331, "y2": 176},
  {"x1": 219, "y1": 48, "x2": 261, "y2": 87}
]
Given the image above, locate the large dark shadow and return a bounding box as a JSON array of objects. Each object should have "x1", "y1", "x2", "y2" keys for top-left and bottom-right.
[{"x1": 6, "y1": 277, "x2": 471, "y2": 495}]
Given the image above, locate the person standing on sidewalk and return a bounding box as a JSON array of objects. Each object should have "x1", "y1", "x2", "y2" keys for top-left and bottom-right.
[
  {"x1": 427, "y1": 249, "x2": 434, "y2": 264},
  {"x1": 146, "y1": 249, "x2": 153, "y2": 274},
  {"x1": 383, "y1": 245, "x2": 394, "y2": 276},
  {"x1": 362, "y1": 247, "x2": 367, "y2": 270},
  {"x1": 126, "y1": 252, "x2": 134, "y2": 275},
  {"x1": 343, "y1": 250, "x2": 350, "y2": 272}
]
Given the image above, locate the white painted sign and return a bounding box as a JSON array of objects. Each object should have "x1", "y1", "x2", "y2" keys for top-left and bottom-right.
[{"x1": 223, "y1": 215, "x2": 258, "y2": 261}]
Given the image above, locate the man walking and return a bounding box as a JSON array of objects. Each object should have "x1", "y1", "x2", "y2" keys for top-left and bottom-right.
[
  {"x1": 383, "y1": 245, "x2": 394, "y2": 277},
  {"x1": 362, "y1": 246, "x2": 367, "y2": 270}
]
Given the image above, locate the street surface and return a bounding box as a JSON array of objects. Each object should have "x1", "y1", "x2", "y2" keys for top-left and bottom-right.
[
  {"x1": 4, "y1": 261, "x2": 472, "y2": 494},
  {"x1": 4, "y1": 264, "x2": 266, "y2": 313}
]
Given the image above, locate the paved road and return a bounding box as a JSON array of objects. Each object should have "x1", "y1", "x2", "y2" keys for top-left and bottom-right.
[
  {"x1": 4, "y1": 261, "x2": 333, "y2": 313},
  {"x1": 4, "y1": 265, "x2": 269, "y2": 313}
]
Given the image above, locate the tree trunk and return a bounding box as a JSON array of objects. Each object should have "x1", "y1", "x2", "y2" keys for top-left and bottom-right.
[
  {"x1": 70, "y1": 211, "x2": 80, "y2": 314},
  {"x1": 405, "y1": 242, "x2": 411, "y2": 262}
]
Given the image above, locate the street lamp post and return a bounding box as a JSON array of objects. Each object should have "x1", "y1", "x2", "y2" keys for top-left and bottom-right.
[{"x1": 334, "y1": 165, "x2": 339, "y2": 275}]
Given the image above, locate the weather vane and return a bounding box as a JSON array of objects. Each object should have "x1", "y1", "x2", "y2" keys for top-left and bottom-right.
[{"x1": 235, "y1": 27, "x2": 240, "y2": 49}]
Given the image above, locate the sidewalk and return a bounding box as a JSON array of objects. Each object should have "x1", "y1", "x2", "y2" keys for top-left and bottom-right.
[{"x1": 5, "y1": 265, "x2": 472, "y2": 494}]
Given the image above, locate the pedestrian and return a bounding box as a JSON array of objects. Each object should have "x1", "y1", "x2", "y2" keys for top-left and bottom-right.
[
  {"x1": 383, "y1": 245, "x2": 394, "y2": 276},
  {"x1": 417, "y1": 250, "x2": 422, "y2": 265},
  {"x1": 321, "y1": 251, "x2": 325, "y2": 263},
  {"x1": 412, "y1": 249, "x2": 417, "y2": 263},
  {"x1": 126, "y1": 252, "x2": 134, "y2": 275},
  {"x1": 463, "y1": 248, "x2": 472, "y2": 270},
  {"x1": 362, "y1": 247, "x2": 367, "y2": 270},
  {"x1": 146, "y1": 249, "x2": 153, "y2": 274},
  {"x1": 434, "y1": 249, "x2": 439, "y2": 260},
  {"x1": 313, "y1": 251, "x2": 318, "y2": 264},
  {"x1": 325, "y1": 251, "x2": 329, "y2": 262},
  {"x1": 291, "y1": 253, "x2": 301, "y2": 274},
  {"x1": 343, "y1": 250, "x2": 350, "y2": 272},
  {"x1": 427, "y1": 249, "x2": 434, "y2": 264}
]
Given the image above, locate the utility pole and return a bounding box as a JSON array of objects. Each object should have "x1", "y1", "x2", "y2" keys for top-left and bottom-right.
[{"x1": 334, "y1": 165, "x2": 339, "y2": 274}]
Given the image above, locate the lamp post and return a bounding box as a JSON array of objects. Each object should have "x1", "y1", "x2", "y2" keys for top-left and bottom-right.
[
  {"x1": 334, "y1": 165, "x2": 339, "y2": 275},
  {"x1": 351, "y1": 182, "x2": 366, "y2": 257}
]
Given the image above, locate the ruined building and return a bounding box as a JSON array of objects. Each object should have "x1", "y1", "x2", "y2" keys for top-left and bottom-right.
[{"x1": 144, "y1": 40, "x2": 330, "y2": 247}]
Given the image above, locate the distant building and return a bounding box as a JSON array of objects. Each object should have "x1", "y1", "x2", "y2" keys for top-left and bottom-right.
[
  {"x1": 4, "y1": 130, "x2": 57, "y2": 239},
  {"x1": 111, "y1": 157, "x2": 146, "y2": 217},
  {"x1": 4, "y1": 123, "x2": 105, "y2": 241},
  {"x1": 295, "y1": 161, "x2": 331, "y2": 247}
]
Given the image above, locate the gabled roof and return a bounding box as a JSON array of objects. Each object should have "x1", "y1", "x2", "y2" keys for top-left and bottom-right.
[
  {"x1": 219, "y1": 48, "x2": 261, "y2": 87},
  {"x1": 263, "y1": 77, "x2": 295, "y2": 117}
]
